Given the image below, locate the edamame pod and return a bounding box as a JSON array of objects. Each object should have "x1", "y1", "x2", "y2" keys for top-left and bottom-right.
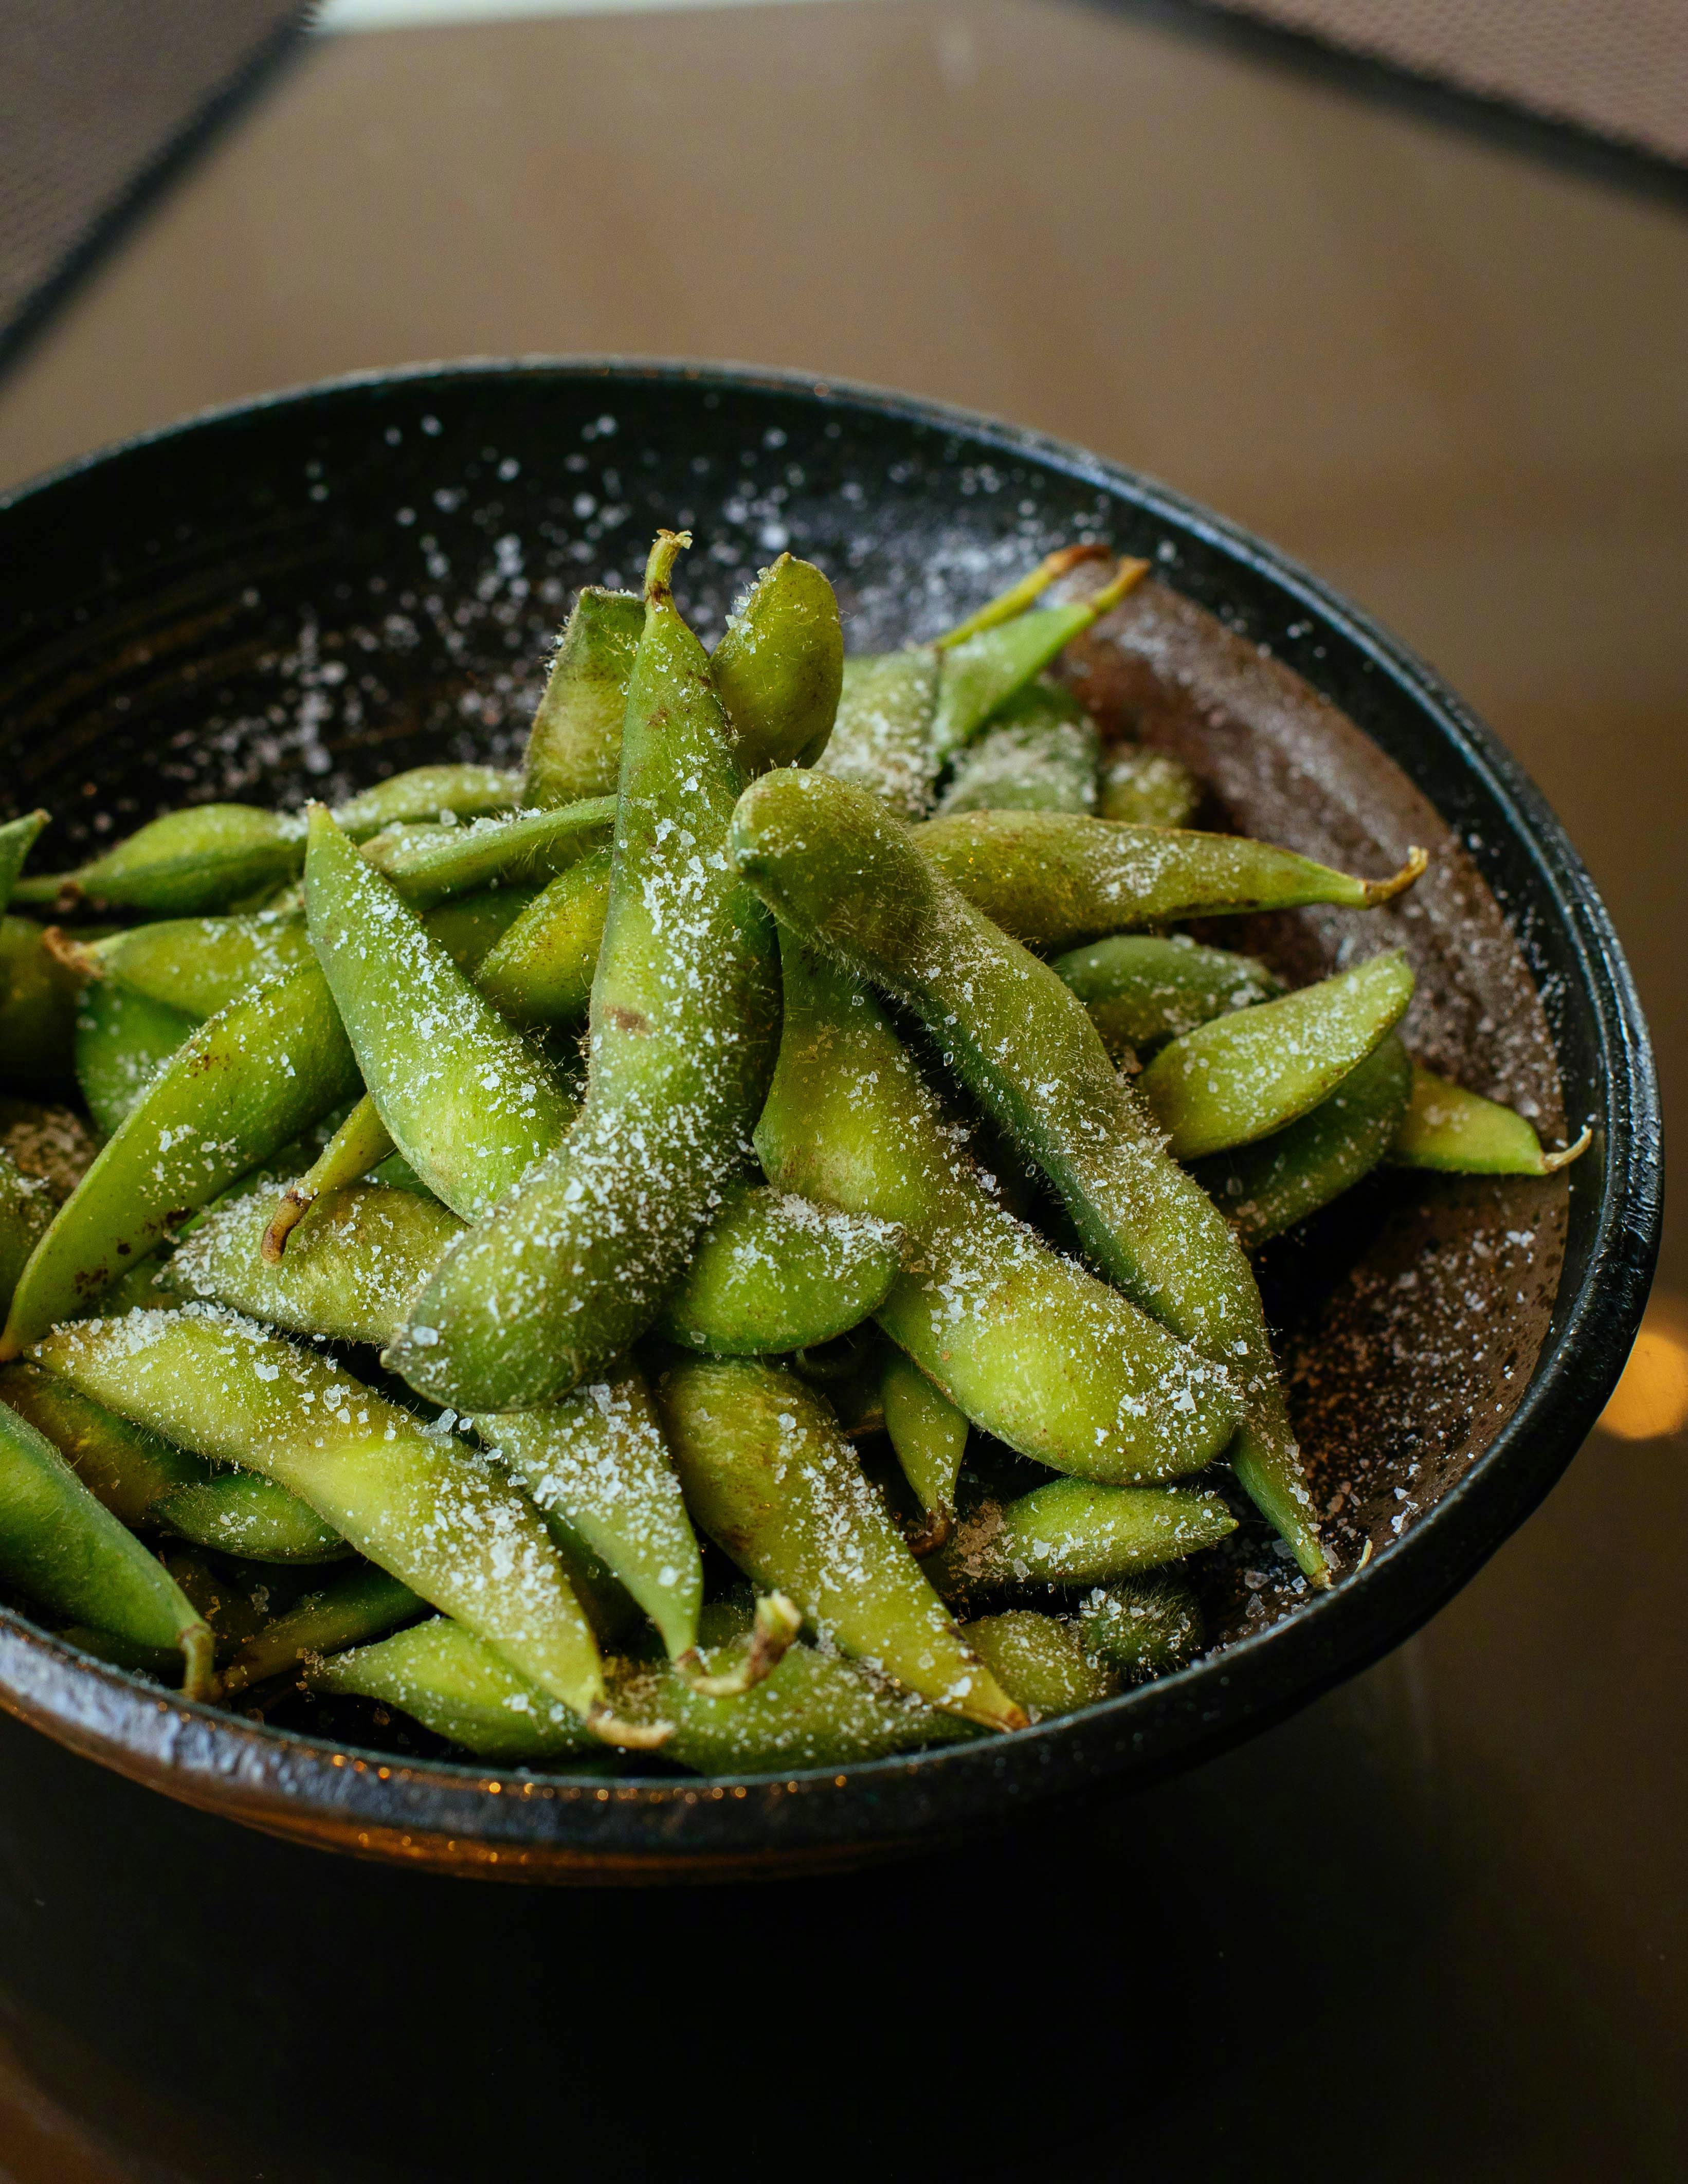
[
  {"x1": 814, "y1": 651, "x2": 942, "y2": 820},
  {"x1": 333, "y1": 765, "x2": 520, "y2": 839},
  {"x1": 614, "y1": 1634, "x2": 975, "y2": 1771},
  {"x1": 2, "y1": 963, "x2": 359, "y2": 1355},
  {"x1": 1051, "y1": 934, "x2": 1280, "y2": 1060},
  {"x1": 929, "y1": 559, "x2": 1147, "y2": 760},
  {"x1": 66, "y1": 913, "x2": 313, "y2": 1020},
  {"x1": 927, "y1": 1478, "x2": 1236, "y2": 1603},
  {"x1": 962, "y1": 1610, "x2": 1119, "y2": 1716},
  {"x1": 14, "y1": 805, "x2": 306, "y2": 916},
  {"x1": 307, "y1": 1614, "x2": 601, "y2": 1762},
  {"x1": 389, "y1": 534, "x2": 783, "y2": 1411},
  {"x1": 1138, "y1": 950, "x2": 1416, "y2": 1160},
  {"x1": 712, "y1": 554, "x2": 845, "y2": 773},
  {"x1": 0, "y1": 1395, "x2": 214, "y2": 1696},
  {"x1": 1194, "y1": 1033, "x2": 1413, "y2": 1248},
  {"x1": 173, "y1": 1180, "x2": 462, "y2": 1346},
  {"x1": 935, "y1": 682, "x2": 1100, "y2": 816},
  {"x1": 880, "y1": 1350, "x2": 968, "y2": 1550},
  {"x1": 0, "y1": 1159, "x2": 52, "y2": 1317},
  {"x1": 522, "y1": 587, "x2": 645, "y2": 808},
  {"x1": 654, "y1": 1182, "x2": 902, "y2": 1355},
  {"x1": 469, "y1": 1364, "x2": 704, "y2": 1665},
  {"x1": 1097, "y1": 746, "x2": 1202, "y2": 827},
  {"x1": 934, "y1": 547, "x2": 1105, "y2": 649},
  {"x1": 304, "y1": 807, "x2": 577, "y2": 1220},
  {"x1": 0, "y1": 1359, "x2": 347, "y2": 1563},
  {"x1": 471, "y1": 846, "x2": 611, "y2": 1030},
  {"x1": 32, "y1": 1307, "x2": 663, "y2": 1747},
  {"x1": 915, "y1": 810, "x2": 1426, "y2": 952},
  {"x1": 0, "y1": 811, "x2": 49, "y2": 913},
  {"x1": 654, "y1": 1352, "x2": 1026, "y2": 1730},
  {"x1": 361, "y1": 797, "x2": 615, "y2": 911},
  {"x1": 1391, "y1": 1064, "x2": 1592, "y2": 1175},
  {"x1": 220, "y1": 1564, "x2": 425, "y2": 1697},
  {"x1": 74, "y1": 981, "x2": 199, "y2": 1136},
  {"x1": 731, "y1": 771, "x2": 1327, "y2": 1580},
  {"x1": 755, "y1": 942, "x2": 1239, "y2": 1487},
  {"x1": 0, "y1": 917, "x2": 88, "y2": 1096},
  {"x1": 1076, "y1": 1574, "x2": 1203, "y2": 1676}
]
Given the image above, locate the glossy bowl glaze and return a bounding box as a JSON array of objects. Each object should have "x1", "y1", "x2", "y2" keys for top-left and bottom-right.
[{"x1": 0, "y1": 361, "x2": 1659, "y2": 1881}]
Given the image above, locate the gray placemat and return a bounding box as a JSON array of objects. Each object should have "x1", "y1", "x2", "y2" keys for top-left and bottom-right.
[
  {"x1": 0, "y1": 0, "x2": 312, "y2": 367},
  {"x1": 1206, "y1": 0, "x2": 1687, "y2": 168}
]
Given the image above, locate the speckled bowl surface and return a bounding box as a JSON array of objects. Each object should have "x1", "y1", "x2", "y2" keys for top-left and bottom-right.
[{"x1": 0, "y1": 361, "x2": 1660, "y2": 1881}]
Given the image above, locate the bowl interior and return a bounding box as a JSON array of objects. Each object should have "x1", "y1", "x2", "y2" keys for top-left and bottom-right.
[{"x1": 0, "y1": 363, "x2": 1650, "y2": 1864}]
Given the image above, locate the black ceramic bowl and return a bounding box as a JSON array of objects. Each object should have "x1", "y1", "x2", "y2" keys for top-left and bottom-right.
[{"x1": 0, "y1": 361, "x2": 1660, "y2": 1882}]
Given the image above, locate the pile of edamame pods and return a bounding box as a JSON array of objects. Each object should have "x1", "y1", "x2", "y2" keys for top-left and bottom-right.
[{"x1": 0, "y1": 532, "x2": 1589, "y2": 1775}]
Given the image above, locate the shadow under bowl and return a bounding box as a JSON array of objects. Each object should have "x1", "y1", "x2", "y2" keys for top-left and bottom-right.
[{"x1": 0, "y1": 360, "x2": 1660, "y2": 1881}]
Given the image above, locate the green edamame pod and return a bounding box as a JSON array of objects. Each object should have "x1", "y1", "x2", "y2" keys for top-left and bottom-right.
[
  {"x1": 74, "y1": 981, "x2": 199, "y2": 1137},
  {"x1": 307, "y1": 1615, "x2": 601, "y2": 1762},
  {"x1": 522, "y1": 587, "x2": 645, "y2": 809},
  {"x1": 614, "y1": 1635, "x2": 975, "y2": 1771},
  {"x1": 172, "y1": 1181, "x2": 462, "y2": 1346},
  {"x1": 1076, "y1": 1574, "x2": 1203, "y2": 1677},
  {"x1": 881, "y1": 1350, "x2": 968, "y2": 1550},
  {"x1": 654, "y1": 1181, "x2": 902, "y2": 1355},
  {"x1": 961, "y1": 1610, "x2": 1119, "y2": 1717},
  {"x1": 712, "y1": 554, "x2": 845, "y2": 773},
  {"x1": 0, "y1": 1159, "x2": 52, "y2": 1317},
  {"x1": 927, "y1": 1478, "x2": 1236, "y2": 1604},
  {"x1": 0, "y1": 1396, "x2": 213, "y2": 1696},
  {"x1": 1097, "y1": 747, "x2": 1202, "y2": 827},
  {"x1": 0, "y1": 917, "x2": 88, "y2": 1096},
  {"x1": 14, "y1": 805, "x2": 306, "y2": 916},
  {"x1": 1137, "y1": 950, "x2": 1415, "y2": 1161},
  {"x1": 929, "y1": 558, "x2": 1146, "y2": 761},
  {"x1": 915, "y1": 810, "x2": 1426, "y2": 952},
  {"x1": 220, "y1": 1564, "x2": 425, "y2": 1697},
  {"x1": 469, "y1": 1362, "x2": 703, "y2": 1664},
  {"x1": 1391, "y1": 1064, "x2": 1592, "y2": 1176},
  {"x1": 0, "y1": 811, "x2": 49, "y2": 914},
  {"x1": 304, "y1": 808, "x2": 577, "y2": 1221},
  {"x1": 814, "y1": 651, "x2": 942, "y2": 820},
  {"x1": 389, "y1": 534, "x2": 783, "y2": 1411},
  {"x1": 333, "y1": 765, "x2": 520, "y2": 839},
  {"x1": 471, "y1": 846, "x2": 610, "y2": 1030},
  {"x1": 655, "y1": 1352, "x2": 1026, "y2": 1731},
  {"x1": 1052, "y1": 934, "x2": 1280, "y2": 1061},
  {"x1": 361, "y1": 798, "x2": 615, "y2": 911},
  {"x1": 69, "y1": 912, "x2": 313, "y2": 1020},
  {"x1": 935, "y1": 682, "x2": 1100, "y2": 816},
  {"x1": 1, "y1": 963, "x2": 360, "y2": 1357},
  {"x1": 0, "y1": 1359, "x2": 347, "y2": 1563},
  {"x1": 731, "y1": 771, "x2": 1327, "y2": 1581},
  {"x1": 33, "y1": 1307, "x2": 663, "y2": 1747},
  {"x1": 1194, "y1": 1033, "x2": 1413, "y2": 1248},
  {"x1": 755, "y1": 942, "x2": 1239, "y2": 1488}
]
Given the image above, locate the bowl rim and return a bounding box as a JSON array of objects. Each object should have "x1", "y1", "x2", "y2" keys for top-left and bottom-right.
[{"x1": 0, "y1": 356, "x2": 1662, "y2": 1873}]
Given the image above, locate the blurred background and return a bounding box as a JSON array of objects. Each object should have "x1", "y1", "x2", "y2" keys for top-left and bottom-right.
[{"x1": 0, "y1": 3, "x2": 1683, "y2": 2176}]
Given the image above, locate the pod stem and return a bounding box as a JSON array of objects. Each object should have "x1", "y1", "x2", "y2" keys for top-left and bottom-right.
[
  {"x1": 906, "y1": 1506, "x2": 954, "y2": 1557},
  {"x1": 586, "y1": 1702, "x2": 673, "y2": 1752},
  {"x1": 1084, "y1": 555, "x2": 1152, "y2": 620},
  {"x1": 1361, "y1": 845, "x2": 1429, "y2": 906},
  {"x1": 179, "y1": 1622, "x2": 219, "y2": 1703},
  {"x1": 936, "y1": 543, "x2": 1110, "y2": 650},
  {"x1": 1541, "y1": 1123, "x2": 1593, "y2": 1174},
  {"x1": 261, "y1": 1182, "x2": 316, "y2": 1264},
  {"x1": 678, "y1": 1591, "x2": 803, "y2": 1699},
  {"x1": 40, "y1": 926, "x2": 105, "y2": 979},
  {"x1": 643, "y1": 529, "x2": 692, "y2": 604}
]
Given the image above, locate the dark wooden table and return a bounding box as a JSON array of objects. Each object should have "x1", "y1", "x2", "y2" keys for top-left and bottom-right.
[{"x1": 0, "y1": 6, "x2": 1682, "y2": 2175}]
